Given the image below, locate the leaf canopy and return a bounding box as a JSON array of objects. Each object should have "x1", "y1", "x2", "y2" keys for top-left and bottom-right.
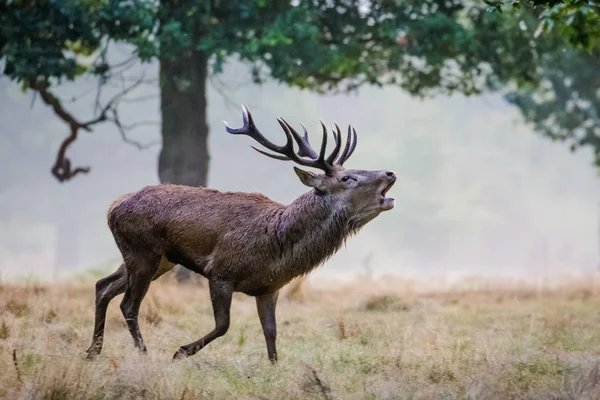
[{"x1": 1, "y1": 0, "x2": 599, "y2": 169}]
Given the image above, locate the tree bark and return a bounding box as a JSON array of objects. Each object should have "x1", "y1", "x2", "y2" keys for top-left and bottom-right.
[
  {"x1": 159, "y1": 51, "x2": 210, "y2": 187},
  {"x1": 158, "y1": 49, "x2": 210, "y2": 282}
]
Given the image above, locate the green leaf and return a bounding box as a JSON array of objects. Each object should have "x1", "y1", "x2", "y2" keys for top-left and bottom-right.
[{"x1": 3, "y1": 0, "x2": 600, "y2": 172}]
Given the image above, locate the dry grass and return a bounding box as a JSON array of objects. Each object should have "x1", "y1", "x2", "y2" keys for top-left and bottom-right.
[{"x1": 2, "y1": 273, "x2": 600, "y2": 399}]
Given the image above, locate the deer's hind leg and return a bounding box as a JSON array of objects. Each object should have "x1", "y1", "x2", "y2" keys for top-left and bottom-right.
[
  {"x1": 86, "y1": 256, "x2": 174, "y2": 358},
  {"x1": 86, "y1": 263, "x2": 127, "y2": 359},
  {"x1": 119, "y1": 252, "x2": 173, "y2": 353}
]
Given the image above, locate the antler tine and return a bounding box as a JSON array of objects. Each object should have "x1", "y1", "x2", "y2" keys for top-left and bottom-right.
[
  {"x1": 335, "y1": 124, "x2": 353, "y2": 165},
  {"x1": 223, "y1": 105, "x2": 290, "y2": 158},
  {"x1": 276, "y1": 117, "x2": 329, "y2": 170},
  {"x1": 225, "y1": 105, "x2": 346, "y2": 173},
  {"x1": 276, "y1": 117, "x2": 308, "y2": 156},
  {"x1": 250, "y1": 145, "x2": 291, "y2": 161},
  {"x1": 275, "y1": 118, "x2": 333, "y2": 172},
  {"x1": 326, "y1": 123, "x2": 343, "y2": 165},
  {"x1": 318, "y1": 121, "x2": 328, "y2": 162},
  {"x1": 336, "y1": 125, "x2": 358, "y2": 165},
  {"x1": 300, "y1": 123, "x2": 310, "y2": 142},
  {"x1": 299, "y1": 122, "x2": 319, "y2": 159},
  {"x1": 347, "y1": 126, "x2": 358, "y2": 161},
  {"x1": 280, "y1": 118, "x2": 318, "y2": 159}
]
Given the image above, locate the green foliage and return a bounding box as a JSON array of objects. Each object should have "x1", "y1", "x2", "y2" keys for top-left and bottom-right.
[
  {"x1": 504, "y1": 46, "x2": 600, "y2": 166},
  {"x1": 479, "y1": 0, "x2": 600, "y2": 166},
  {"x1": 0, "y1": 0, "x2": 542, "y2": 95},
  {"x1": 481, "y1": 0, "x2": 600, "y2": 166},
  {"x1": 0, "y1": 0, "x2": 157, "y2": 85},
  {"x1": 485, "y1": 0, "x2": 600, "y2": 52},
  {"x1": 1, "y1": 0, "x2": 599, "y2": 169}
]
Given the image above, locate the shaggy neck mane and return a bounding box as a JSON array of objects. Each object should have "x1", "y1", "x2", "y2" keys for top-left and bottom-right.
[{"x1": 273, "y1": 190, "x2": 356, "y2": 279}]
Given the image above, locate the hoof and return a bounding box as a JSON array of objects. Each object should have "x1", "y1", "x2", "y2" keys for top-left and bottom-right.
[
  {"x1": 85, "y1": 345, "x2": 100, "y2": 360},
  {"x1": 172, "y1": 348, "x2": 189, "y2": 361}
]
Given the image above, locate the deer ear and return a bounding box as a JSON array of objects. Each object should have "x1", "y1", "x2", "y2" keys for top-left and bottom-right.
[{"x1": 294, "y1": 167, "x2": 325, "y2": 190}]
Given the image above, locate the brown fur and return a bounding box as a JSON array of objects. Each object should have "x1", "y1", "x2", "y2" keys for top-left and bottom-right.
[
  {"x1": 86, "y1": 109, "x2": 396, "y2": 363},
  {"x1": 109, "y1": 182, "x2": 352, "y2": 294}
]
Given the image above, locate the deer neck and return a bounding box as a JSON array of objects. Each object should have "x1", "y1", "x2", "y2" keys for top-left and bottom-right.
[{"x1": 274, "y1": 190, "x2": 351, "y2": 278}]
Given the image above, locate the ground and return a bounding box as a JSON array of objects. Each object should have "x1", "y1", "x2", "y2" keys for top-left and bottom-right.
[{"x1": 1, "y1": 271, "x2": 600, "y2": 399}]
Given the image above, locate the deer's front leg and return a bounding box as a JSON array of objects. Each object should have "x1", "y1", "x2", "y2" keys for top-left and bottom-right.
[
  {"x1": 256, "y1": 291, "x2": 279, "y2": 363},
  {"x1": 173, "y1": 280, "x2": 233, "y2": 360}
]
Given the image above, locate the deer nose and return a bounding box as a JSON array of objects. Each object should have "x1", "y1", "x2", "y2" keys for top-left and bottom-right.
[{"x1": 385, "y1": 171, "x2": 396, "y2": 180}]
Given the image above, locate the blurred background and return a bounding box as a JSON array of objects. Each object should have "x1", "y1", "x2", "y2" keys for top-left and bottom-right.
[{"x1": 1, "y1": 0, "x2": 599, "y2": 284}]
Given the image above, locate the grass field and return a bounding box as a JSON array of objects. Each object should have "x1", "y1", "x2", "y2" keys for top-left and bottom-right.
[{"x1": 2, "y1": 272, "x2": 600, "y2": 399}]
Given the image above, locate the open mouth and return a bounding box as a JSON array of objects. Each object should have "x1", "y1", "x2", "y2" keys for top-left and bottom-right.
[
  {"x1": 380, "y1": 181, "x2": 394, "y2": 199},
  {"x1": 379, "y1": 181, "x2": 396, "y2": 210}
]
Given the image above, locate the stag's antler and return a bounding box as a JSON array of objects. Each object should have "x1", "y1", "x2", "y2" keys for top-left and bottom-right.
[{"x1": 223, "y1": 105, "x2": 357, "y2": 173}]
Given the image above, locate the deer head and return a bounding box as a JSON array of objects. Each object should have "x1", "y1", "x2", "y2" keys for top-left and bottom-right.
[{"x1": 223, "y1": 105, "x2": 396, "y2": 229}]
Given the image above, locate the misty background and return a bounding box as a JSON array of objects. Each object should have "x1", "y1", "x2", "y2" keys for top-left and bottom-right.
[{"x1": 1, "y1": 48, "x2": 599, "y2": 283}]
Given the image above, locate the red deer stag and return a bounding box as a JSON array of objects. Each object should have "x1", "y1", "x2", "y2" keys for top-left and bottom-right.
[{"x1": 86, "y1": 105, "x2": 396, "y2": 362}]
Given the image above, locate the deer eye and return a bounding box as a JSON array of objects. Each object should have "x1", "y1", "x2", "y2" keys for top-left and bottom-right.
[{"x1": 341, "y1": 176, "x2": 354, "y2": 183}]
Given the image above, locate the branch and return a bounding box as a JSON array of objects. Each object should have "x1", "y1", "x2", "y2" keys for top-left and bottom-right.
[
  {"x1": 105, "y1": 76, "x2": 159, "y2": 86},
  {"x1": 28, "y1": 82, "x2": 91, "y2": 182},
  {"x1": 108, "y1": 56, "x2": 138, "y2": 72},
  {"x1": 29, "y1": 73, "x2": 148, "y2": 182},
  {"x1": 119, "y1": 93, "x2": 159, "y2": 103},
  {"x1": 60, "y1": 87, "x2": 97, "y2": 104},
  {"x1": 108, "y1": 108, "x2": 161, "y2": 150},
  {"x1": 92, "y1": 39, "x2": 110, "y2": 114},
  {"x1": 208, "y1": 75, "x2": 239, "y2": 110}
]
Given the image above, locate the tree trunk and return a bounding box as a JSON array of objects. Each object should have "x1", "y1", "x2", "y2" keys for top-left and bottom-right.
[{"x1": 158, "y1": 49, "x2": 209, "y2": 282}]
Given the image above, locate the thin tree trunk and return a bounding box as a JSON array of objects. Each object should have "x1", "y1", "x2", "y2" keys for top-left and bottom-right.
[{"x1": 158, "y1": 49, "x2": 209, "y2": 282}]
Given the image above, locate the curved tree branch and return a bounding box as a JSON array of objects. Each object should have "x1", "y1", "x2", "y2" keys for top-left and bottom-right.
[
  {"x1": 29, "y1": 72, "x2": 150, "y2": 182},
  {"x1": 30, "y1": 82, "x2": 92, "y2": 182}
]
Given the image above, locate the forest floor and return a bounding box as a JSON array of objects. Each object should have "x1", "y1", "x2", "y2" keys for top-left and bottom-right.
[{"x1": 2, "y1": 271, "x2": 600, "y2": 399}]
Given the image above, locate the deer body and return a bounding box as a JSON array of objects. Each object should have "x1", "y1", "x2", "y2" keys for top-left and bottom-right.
[
  {"x1": 86, "y1": 106, "x2": 396, "y2": 362},
  {"x1": 109, "y1": 184, "x2": 351, "y2": 295}
]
